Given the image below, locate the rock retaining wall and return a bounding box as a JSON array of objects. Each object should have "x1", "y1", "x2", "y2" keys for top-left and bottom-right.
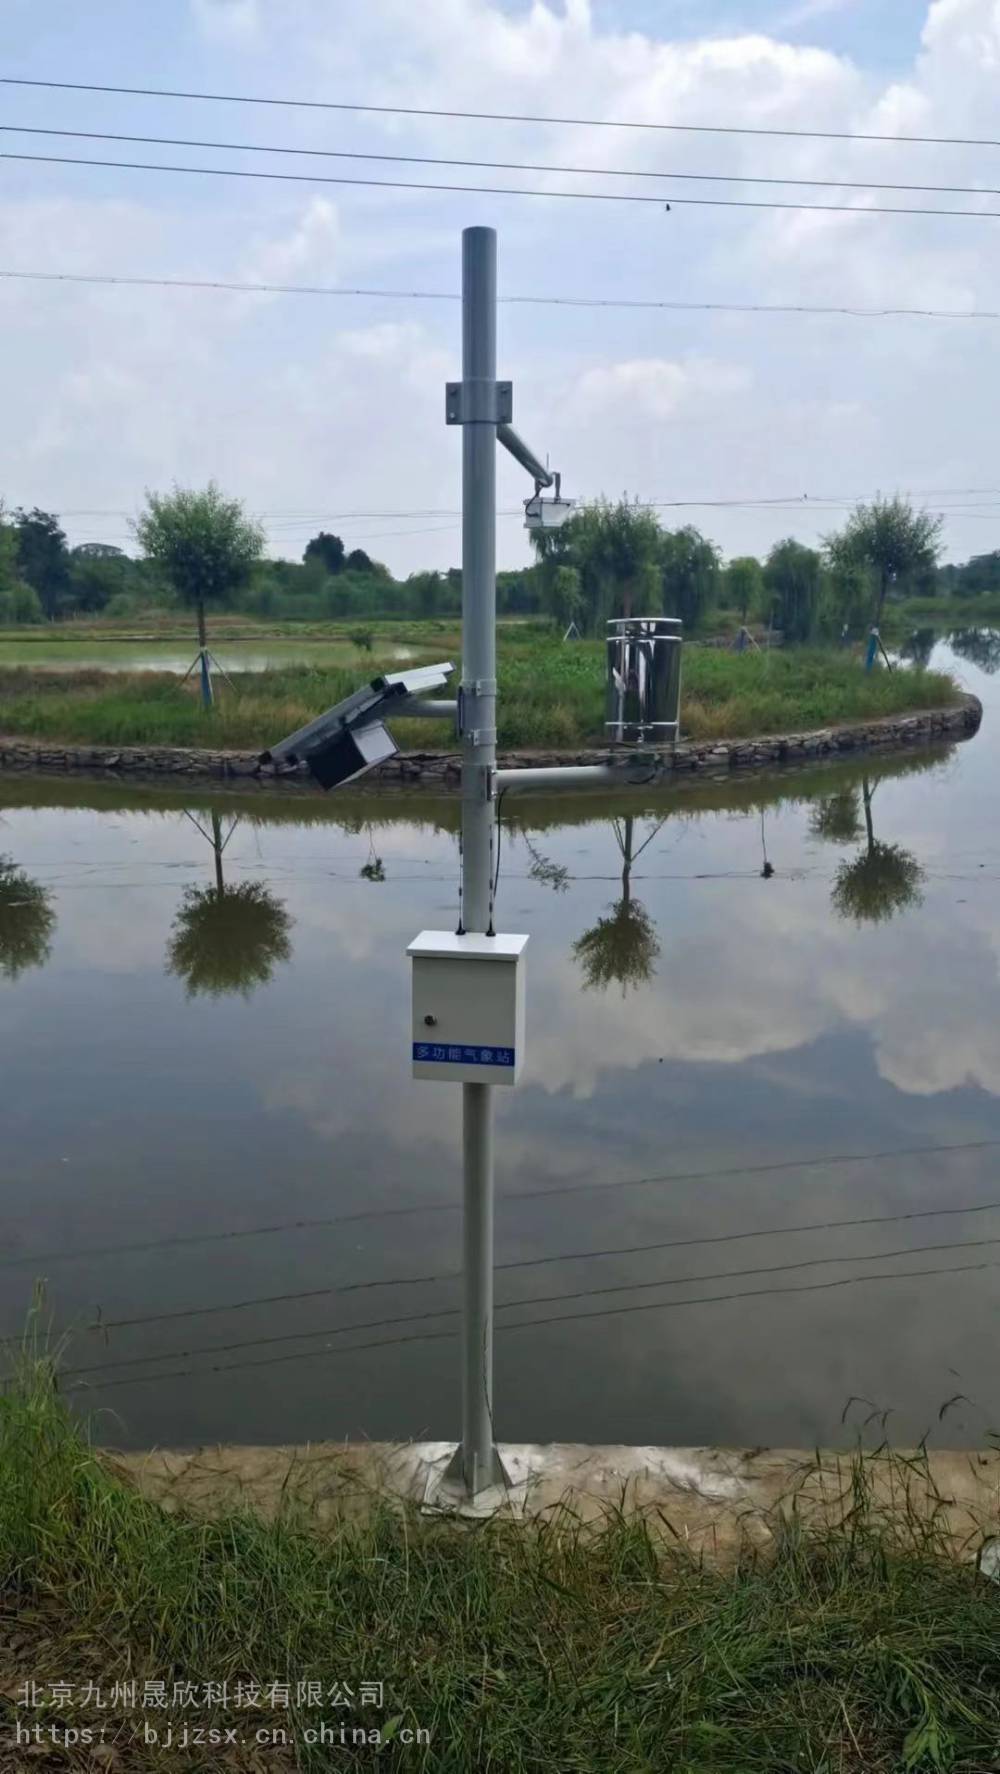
[{"x1": 0, "y1": 694, "x2": 982, "y2": 792}]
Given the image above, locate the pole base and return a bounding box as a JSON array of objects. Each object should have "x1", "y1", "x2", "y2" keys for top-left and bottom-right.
[{"x1": 421, "y1": 1444, "x2": 526, "y2": 1520}]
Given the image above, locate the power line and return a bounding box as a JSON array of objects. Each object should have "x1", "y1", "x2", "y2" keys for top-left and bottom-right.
[
  {"x1": 7, "y1": 151, "x2": 1000, "y2": 222},
  {"x1": 3, "y1": 1137, "x2": 998, "y2": 1274},
  {"x1": 66, "y1": 1223, "x2": 1000, "y2": 1356},
  {"x1": 6, "y1": 268, "x2": 1000, "y2": 325},
  {"x1": 59, "y1": 1254, "x2": 1000, "y2": 1395},
  {"x1": 6, "y1": 78, "x2": 1000, "y2": 152},
  {"x1": 8, "y1": 124, "x2": 1000, "y2": 202}
]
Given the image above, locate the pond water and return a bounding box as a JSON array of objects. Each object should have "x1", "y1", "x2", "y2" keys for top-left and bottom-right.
[{"x1": 1, "y1": 634, "x2": 999, "y2": 1453}]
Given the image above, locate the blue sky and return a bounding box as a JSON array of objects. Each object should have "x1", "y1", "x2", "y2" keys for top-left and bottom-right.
[{"x1": 4, "y1": 0, "x2": 1000, "y2": 572}]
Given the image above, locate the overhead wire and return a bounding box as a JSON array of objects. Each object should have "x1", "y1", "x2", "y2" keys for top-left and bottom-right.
[
  {"x1": 5, "y1": 269, "x2": 1000, "y2": 325},
  {"x1": 6, "y1": 78, "x2": 1000, "y2": 151},
  {"x1": 7, "y1": 152, "x2": 1000, "y2": 221},
  {"x1": 7, "y1": 125, "x2": 1000, "y2": 202}
]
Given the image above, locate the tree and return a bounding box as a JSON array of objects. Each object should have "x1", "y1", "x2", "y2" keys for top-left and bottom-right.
[
  {"x1": 0, "y1": 508, "x2": 41, "y2": 623},
  {"x1": 659, "y1": 526, "x2": 720, "y2": 632},
  {"x1": 67, "y1": 551, "x2": 129, "y2": 614},
  {"x1": 764, "y1": 539, "x2": 822, "y2": 644},
  {"x1": 166, "y1": 813, "x2": 292, "y2": 996},
  {"x1": 541, "y1": 563, "x2": 584, "y2": 633},
  {"x1": 830, "y1": 778, "x2": 923, "y2": 925},
  {"x1": 571, "y1": 817, "x2": 661, "y2": 994},
  {"x1": 344, "y1": 547, "x2": 375, "y2": 574},
  {"x1": 0, "y1": 857, "x2": 56, "y2": 978},
  {"x1": 15, "y1": 508, "x2": 69, "y2": 620},
  {"x1": 410, "y1": 570, "x2": 443, "y2": 619},
  {"x1": 725, "y1": 556, "x2": 764, "y2": 624},
  {"x1": 821, "y1": 556, "x2": 870, "y2": 638},
  {"x1": 134, "y1": 484, "x2": 264, "y2": 706},
  {"x1": 531, "y1": 499, "x2": 661, "y2": 632},
  {"x1": 303, "y1": 531, "x2": 346, "y2": 574},
  {"x1": 825, "y1": 496, "x2": 943, "y2": 628}
]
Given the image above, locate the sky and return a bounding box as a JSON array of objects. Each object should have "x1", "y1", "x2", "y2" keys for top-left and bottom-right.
[{"x1": 4, "y1": 0, "x2": 1000, "y2": 574}]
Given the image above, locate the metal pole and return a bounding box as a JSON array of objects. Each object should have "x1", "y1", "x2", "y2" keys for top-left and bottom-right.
[{"x1": 452, "y1": 225, "x2": 503, "y2": 1498}]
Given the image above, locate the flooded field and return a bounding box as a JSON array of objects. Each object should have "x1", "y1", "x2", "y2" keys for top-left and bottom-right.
[{"x1": 1, "y1": 636, "x2": 998, "y2": 1452}]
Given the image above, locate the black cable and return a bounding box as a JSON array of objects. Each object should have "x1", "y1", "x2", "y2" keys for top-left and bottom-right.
[
  {"x1": 492, "y1": 788, "x2": 507, "y2": 900},
  {"x1": 7, "y1": 125, "x2": 1000, "y2": 200},
  {"x1": 3, "y1": 1138, "x2": 998, "y2": 1273},
  {"x1": 6, "y1": 269, "x2": 1000, "y2": 323},
  {"x1": 7, "y1": 152, "x2": 1000, "y2": 221},
  {"x1": 58, "y1": 1228, "x2": 1000, "y2": 1382},
  {"x1": 6, "y1": 78, "x2": 1000, "y2": 151},
  {"x1": 58, "y1": 1254, "x2": 1000, "y2": 1395}
]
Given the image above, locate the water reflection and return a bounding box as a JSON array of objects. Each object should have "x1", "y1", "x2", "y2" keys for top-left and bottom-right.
[
  {"x1": 0, "y1": 856, "x2": 55, "y2": 978},
  {"x1": 572, "y1": 814, "x2": 663, "y2": 994},
  {"x1": 948, "y1": 627, "x2": 1000, "y2": 674},
  {"x1": 899, "y1": 627, "x2": 937, "y2": 670},
  {"x1": 0, "y1": 630, "x2": 998, "y2": 1453},
  {"x1": 166, "y1": 811, "x2": 293, "y2": 998},
  {"x1": 829, "y1": 779, "x2": 924, "y2": 926}
]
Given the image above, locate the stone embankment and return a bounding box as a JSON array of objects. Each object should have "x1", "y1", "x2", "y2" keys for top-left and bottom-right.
[{"x1": 0, "y1": 694, "x2": 982, "y2": 791}]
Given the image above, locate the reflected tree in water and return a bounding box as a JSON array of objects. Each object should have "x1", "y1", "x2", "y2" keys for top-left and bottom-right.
[
  {"x1": 809, "y1": 787, "x2": 865, "y2": 846},
  {"x1": 523, "y1": 834, "x2": 570, "y2": 893},
  {"x1": 167, "y1": 811, "x2": 292, "y2": 997},
  {"x1": 831, "y1": 778, "x2": 923, "y2": 925},
  {"x1": 0, "y1": 856, "x2": 55, "y2": 978},
  {"x1": 899, "y1": 627, "x2": 937, "y2": 670},
  {"x1": 948, "y1": 628, "x2": 1000, "y2": 674},
  {"x1": 359, "y1": 825, "x2": 386, "y2": 883},
  {"x1": 572, "y1": 815, "x2": 662, "y2": 994}
]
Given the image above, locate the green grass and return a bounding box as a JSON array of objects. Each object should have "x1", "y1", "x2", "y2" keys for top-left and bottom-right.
[
  {"x1": 1, "y1": 1364, "x2": 998, "y2": 1771},
  {"x1": 0, "y1": 642, "x2": 962, "y2": 754}
]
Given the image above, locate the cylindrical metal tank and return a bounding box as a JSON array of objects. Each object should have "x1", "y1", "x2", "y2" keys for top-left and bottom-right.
[{"x1": 605, "y1": 616, "x2": 682, "y2": 745}]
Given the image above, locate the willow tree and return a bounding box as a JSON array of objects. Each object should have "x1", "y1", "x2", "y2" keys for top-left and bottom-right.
[
  {"x1": 0, "y1": 856, "x2": 56, "y2": 979},
  {"x1": 531, "y1": 498, "x2": 661, "y2": 631},
  {"x1": 134, "y1": 483, "x2": 264, "y2": 707}
]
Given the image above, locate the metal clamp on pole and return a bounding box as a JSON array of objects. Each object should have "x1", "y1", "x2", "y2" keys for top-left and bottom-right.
[{"x1": 446, "y1": 380, "x2": 513, "y2": 425}]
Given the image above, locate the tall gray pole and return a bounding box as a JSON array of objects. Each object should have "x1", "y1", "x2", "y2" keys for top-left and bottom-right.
[{"x1": 452, "y1": 225, "x2": 503, "y2": 1498}]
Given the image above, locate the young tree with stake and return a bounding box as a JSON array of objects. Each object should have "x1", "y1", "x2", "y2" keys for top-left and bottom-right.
[
  {"x1": 134, "y1": 484, "x2": 264, "y2": 707},
  {"x1": 825, "y1": 496, "x2": 942, "y2": 669}
]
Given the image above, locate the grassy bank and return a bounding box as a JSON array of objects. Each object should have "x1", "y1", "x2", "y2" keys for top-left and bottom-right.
[
  {"x1": 1, "y1": 1369, "x2": 998, "y2": 1771},
  {"x1": 893, "y1": 597, "x2": 1000, "y2": 627},
  {"x1": 0, "y1": 642, "x2": 961, "y2": 753}
]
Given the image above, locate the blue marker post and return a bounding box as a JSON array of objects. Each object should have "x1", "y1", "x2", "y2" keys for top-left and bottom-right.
[{"x1": 865, "y1": 627, "x2": 880, "y2": 673}]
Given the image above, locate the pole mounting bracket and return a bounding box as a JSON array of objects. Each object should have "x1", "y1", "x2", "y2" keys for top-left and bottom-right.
[{"x1": 446, "y1": 380, "x2": 513, "y2": 425}]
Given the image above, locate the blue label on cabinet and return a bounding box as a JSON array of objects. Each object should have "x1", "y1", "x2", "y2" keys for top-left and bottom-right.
[{"x1": 413, "y1": 1043, "x2": 515, "y2": 1067}]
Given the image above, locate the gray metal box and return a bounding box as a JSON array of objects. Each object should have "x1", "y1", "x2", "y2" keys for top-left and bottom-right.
[{"x1": 408, "y1": 931, "x2": 528, "y2": 1085}]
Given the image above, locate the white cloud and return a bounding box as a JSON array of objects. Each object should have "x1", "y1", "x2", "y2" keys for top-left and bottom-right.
[
  {"x1": 190, "y1": 0, "x2": 261, "y2": 42},
  {"x1": 574, "y1": 357, "x2": 753, "y2": 422},
  {"x1": 5, "y1": 0, "x2": 1000, "y2": 569}
]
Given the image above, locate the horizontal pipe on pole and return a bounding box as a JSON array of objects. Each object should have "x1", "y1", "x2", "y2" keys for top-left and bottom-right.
[
  {"x1": 496, "y1": 423, "x2": 553, "y2": 486},
  {"x1": 496, "y1": 764, "x2": 634, "y2": 792},
  {"x1": 399, "y1": 699, "x2": 460, "y2": 719}
]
